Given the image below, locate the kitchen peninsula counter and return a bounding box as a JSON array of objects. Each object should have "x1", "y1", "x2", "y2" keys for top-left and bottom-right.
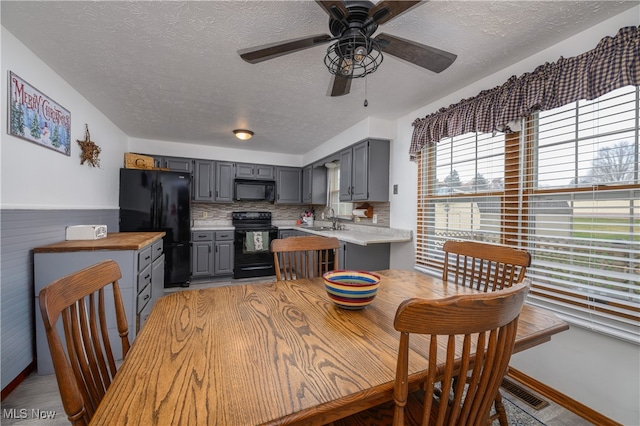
[
  {"x1": 282, "y1": 224, "x2": 412, "y2": 246},
  {"x1": 190, "y1": 222, "x2": 412, "y2": 246},
  {"x1": 33, "y1": 232, "x2": 165, "y2": 253}
]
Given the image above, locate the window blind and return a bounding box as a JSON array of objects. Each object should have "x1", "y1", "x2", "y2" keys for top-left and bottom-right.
[
  {"x1": 521, "y1": 85, "x2": 639, "y2": 343},
  {"x1": 416, "y1": 85, "x2": 639, "y2": 343}
]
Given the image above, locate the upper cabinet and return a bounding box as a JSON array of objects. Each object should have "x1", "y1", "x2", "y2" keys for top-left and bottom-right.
[
  {"x1": 275, "y1": 166, "x2": 302, "y2": 204},
  {"x1": 215, "y1": 162, "x2": 235, "y2": 202},
  {"x1": 193, "y1": 160, "x2": 215, "y2": 202},
  {"x1": 235, "y1": 163, "x2": 275, "y2": 180},
  {"x1": 339, "y1": 139, "x2": 389, "y2": 202},
  {"x1": 157, "y1": 156, "x2": 193, "y2": 173},
  {"x1": 302, "y1": 165, "x2": 327, "y2": 205},
  {"x1": 193, "y1": 160, "x2": 234, "y2": 203}
]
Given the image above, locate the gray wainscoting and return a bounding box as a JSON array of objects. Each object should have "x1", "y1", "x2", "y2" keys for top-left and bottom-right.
[{"x1": 0, "y1": 209, "x2": 119, "y2": 390}]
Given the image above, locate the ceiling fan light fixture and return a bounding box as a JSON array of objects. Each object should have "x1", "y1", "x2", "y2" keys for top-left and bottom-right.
[
  {"x1": 233, "y1": 129, "x2": 254, "y2": 140},
  {"x1": 324, "y1": 33, "x2": 383, "y2": 79}
]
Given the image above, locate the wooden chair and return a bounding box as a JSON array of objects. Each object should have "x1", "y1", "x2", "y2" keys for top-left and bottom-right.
[
  {"x1": 271, "y1": 235, "x2": 340, "y2": 281},
  {"x1": 442, "y1": 240, "x2": 531, "y2": 425},
  {"x1": 38, "y1": 260, "x2": 131, "y2": 426},
  {"x1": 442, "y1": 241, "x2": 531, "y2": 292},
  {"x1": 334, "y1": 280, "x2": 530, "y2": 426}
]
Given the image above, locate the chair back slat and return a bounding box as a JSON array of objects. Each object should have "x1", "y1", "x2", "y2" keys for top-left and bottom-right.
[
  {"x1": 272, "y1": 235, "x2": 340, "y2": 281},
  {"x1": 39, "y1": 260, "x2": 130, "y2": 426},
  {"x1": 442, "y1": 241, "x2": 531, "y2": 291}
]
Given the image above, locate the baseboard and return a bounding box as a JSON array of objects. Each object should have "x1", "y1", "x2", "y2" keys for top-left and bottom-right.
[
  {"x1": 1, "y1": 362, "x2": 35, "y2": 401},
  {"x1": 507, "y1": 368, "x2": 621, "y2": 426}
]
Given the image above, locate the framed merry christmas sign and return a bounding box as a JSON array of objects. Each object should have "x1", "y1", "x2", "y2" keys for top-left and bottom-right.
[{"x1": 8, "y1": 71, "x2": 71, "y2": 156}]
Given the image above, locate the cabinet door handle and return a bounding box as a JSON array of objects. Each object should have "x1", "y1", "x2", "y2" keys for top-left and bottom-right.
[
  {"x1": 144, "y1": 274, "x2": 150, "y2": 280},
  {"x1": 145, "y1": 255, "x2": 151, "y2": 261},
  {"x1": 144, "y1": 294, "x2": 150, "y2": 301},
  {"x1": 210, "y1": 190, "x2": 212, "y2": 197}
]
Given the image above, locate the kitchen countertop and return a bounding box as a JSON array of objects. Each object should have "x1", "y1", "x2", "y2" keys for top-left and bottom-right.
[
  {"x1": 283, "y1": 224, "x2": 413, "y2": 246},
  {"x1": 191, "y1": 221, "x2": 412, "y2": 246},
  {"x1": 191, "y1": 224, "x2": 235, "y2": 231},
  {"x1": 33, "y1": 232, "x2": 166, "y2": 253}
]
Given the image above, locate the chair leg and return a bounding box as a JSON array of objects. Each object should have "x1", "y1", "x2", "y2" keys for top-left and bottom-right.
[{"x1": 494, "y1": 390, "x2": 508, "y2": 426}]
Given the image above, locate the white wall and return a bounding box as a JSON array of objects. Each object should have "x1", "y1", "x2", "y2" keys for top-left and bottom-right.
[
  {"x1": 1, "y1": 28, "x2": 128, "y2": 210},
  {"x1": 388, "y1": 8, "x2": 640, "y2": 424}
]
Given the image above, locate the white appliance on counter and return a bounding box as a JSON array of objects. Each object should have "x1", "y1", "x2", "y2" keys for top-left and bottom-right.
[{"x1": 65, "y1": 225, "x2": 107, "y2": 240}]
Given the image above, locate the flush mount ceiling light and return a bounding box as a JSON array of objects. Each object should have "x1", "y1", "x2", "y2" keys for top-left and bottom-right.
[{"x1": 233, "y1": 129, "x2": 254, "y2": 140}]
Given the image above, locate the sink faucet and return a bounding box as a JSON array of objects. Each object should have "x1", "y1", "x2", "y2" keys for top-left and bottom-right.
[{"x1": 330, "y1": 208, "x2": 338, "y2": 230}]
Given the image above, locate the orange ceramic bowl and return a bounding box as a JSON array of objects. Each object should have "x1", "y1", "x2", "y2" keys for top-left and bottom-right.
[{"x1": 323, "y1": 270, "x2": 381, "y2": 310}]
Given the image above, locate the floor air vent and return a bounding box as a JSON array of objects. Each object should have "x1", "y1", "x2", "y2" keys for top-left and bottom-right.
[{"x1": 501, "y1": 377, "x2": 550, "y2": 410}]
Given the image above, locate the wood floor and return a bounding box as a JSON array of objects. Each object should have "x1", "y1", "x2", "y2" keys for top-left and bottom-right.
[{"x1": 2, "y1": 277, "x2": 590, "y2": 425}]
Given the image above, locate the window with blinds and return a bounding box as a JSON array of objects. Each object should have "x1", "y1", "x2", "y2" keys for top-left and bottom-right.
[
  {"x1": 416, "y1": 85, "x2": 639, "y2": 343},
  {"x1": 523, "y1": 85, "x2": 639, "y2": 343}
]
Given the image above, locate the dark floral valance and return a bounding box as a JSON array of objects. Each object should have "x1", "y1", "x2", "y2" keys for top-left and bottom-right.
[{"x1": 409, "y1": 26, "x2": 640, "y2": 161}]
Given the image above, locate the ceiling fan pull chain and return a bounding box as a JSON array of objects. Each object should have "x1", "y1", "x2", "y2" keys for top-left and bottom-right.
[{"x1": 364, "y1": 74, "x2": 369, "y2": 107}]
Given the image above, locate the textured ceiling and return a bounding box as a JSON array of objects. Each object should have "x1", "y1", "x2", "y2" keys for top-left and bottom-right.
[{"x1": 2, "y1": 1, "x2": 636, "y2": 155}]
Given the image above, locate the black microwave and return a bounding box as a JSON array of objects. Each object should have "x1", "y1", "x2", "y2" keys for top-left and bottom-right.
[{"x1": 234, "y1": 179, "x2": 276, "y2": 202}]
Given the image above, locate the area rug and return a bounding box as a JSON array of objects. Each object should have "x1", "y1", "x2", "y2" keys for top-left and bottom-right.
[{"x1": 499, "y1": 394, "x2": 546, "y2": 425}]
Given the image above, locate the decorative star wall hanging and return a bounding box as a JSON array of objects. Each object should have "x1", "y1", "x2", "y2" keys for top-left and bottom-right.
[{"x1": 77, "y1": 123, "x2": 101, "y2": 167}]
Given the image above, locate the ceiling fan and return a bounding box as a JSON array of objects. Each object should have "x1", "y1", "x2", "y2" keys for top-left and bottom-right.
[{"x1": 238, "y1": 1, "x2": 457, "y2": 97}]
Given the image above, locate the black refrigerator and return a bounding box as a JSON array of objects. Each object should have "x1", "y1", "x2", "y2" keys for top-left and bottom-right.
[{"x1": 119, "y1": 168, "x2": 191, "y2": 287}]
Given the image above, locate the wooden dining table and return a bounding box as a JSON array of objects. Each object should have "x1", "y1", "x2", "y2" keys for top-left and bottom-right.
[{"x1": 90, "y1": 269, "x2": 568, "y2": 425}]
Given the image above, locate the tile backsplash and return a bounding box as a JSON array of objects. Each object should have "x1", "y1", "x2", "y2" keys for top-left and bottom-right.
[{"x1": 191, "y1": 202, "x2": 390, "y2": 227}]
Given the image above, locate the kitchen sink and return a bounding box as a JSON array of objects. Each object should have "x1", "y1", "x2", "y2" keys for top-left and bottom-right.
[{"x1": 304, "y1": 226, "x2": 342, "y2": 232}]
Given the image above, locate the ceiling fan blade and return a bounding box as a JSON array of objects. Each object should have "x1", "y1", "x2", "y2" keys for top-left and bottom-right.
[
  {"x1": 238, "y1": 34, "x2": 332, "y2": 64},
  {"x1": 375, "y1": 33, "x2": 456, "y2": 73},
  {"x1": 369, "y1": 1, "x2": 424, "y2": 25},
  {"x1": 329, "y1": 74, "x2": 352, "y2": 97},
  {"x1": 316, "y1": 1, "x2": 349, "y2": 20}
]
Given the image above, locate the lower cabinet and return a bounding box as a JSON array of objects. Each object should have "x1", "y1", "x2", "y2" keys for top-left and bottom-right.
[
  {"x1": 192, "y1": 231, "x2": 214, "y2": 277},
  {"x1": 214, "y1": 231, "x2": 234, "y2": 275},
  {"x1": 338, "y1": 241, "x2": 390, "y2": 271},
  {"x1": 192, "y1": 230, "x2": 234, "y2": 278},
  {"x1": 279, "y1": 229, "x2": 305, "y2": 239}
]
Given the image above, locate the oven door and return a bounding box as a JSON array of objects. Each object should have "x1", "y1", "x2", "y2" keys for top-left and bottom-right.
[{"x1": 234, "y1": 228, "x2": 277, "y2": 279}]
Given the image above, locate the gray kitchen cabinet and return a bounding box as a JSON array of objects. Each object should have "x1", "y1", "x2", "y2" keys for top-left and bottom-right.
[
  {"x1": 339, "y1": 241, "x2": 390, "y2": 271},
  {"x1": 235, "y1": 162, "x2": 275, "y2": 180},
  {"x1": 33, "y1": 234, "x2": 164, "y2": 375},
  {"x1": 279, "y1": 229, "x2": 304, "y2": 239},
  {"x1": 136, "y1": 241, "x2": 165, "y2": 331},
  {"x1": 192, "y1": 231, "x2": 214, "y2": 277},
  {"x1": 302, "y1": 165, "x2": 327, "y2": 204},
  {"x1": 160, "y1": 156, "x2": 193, "y2": 173},
  {"x1": 192, "y1": 230, "x2": 234, "y2": 278},
  {"x1": 214, "y1": 231, "x2": 234, "y2": 275},
  {"x1": 339, "y1": 139, "x2": 390, "y2": 202},
  {"x1": 193, "y1": 159, "x2": 215, "y2": 202},
  {"x1": 193, "y1": 160, "x2": 234, "y2": 203},
  {"x1": 276, "y1": 166, "x2": 302, "y2": 204},
  {"x1": 215, "y1": 161, "x2": 235, "y2": 202}
]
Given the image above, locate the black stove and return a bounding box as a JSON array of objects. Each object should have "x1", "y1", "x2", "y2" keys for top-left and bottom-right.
[
  {"x1": 232, "y1": 212, "x2": 278, "y2": 279},
  {"x1": 232, "y1": 211, "x2": 278, "y2": 231}
]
